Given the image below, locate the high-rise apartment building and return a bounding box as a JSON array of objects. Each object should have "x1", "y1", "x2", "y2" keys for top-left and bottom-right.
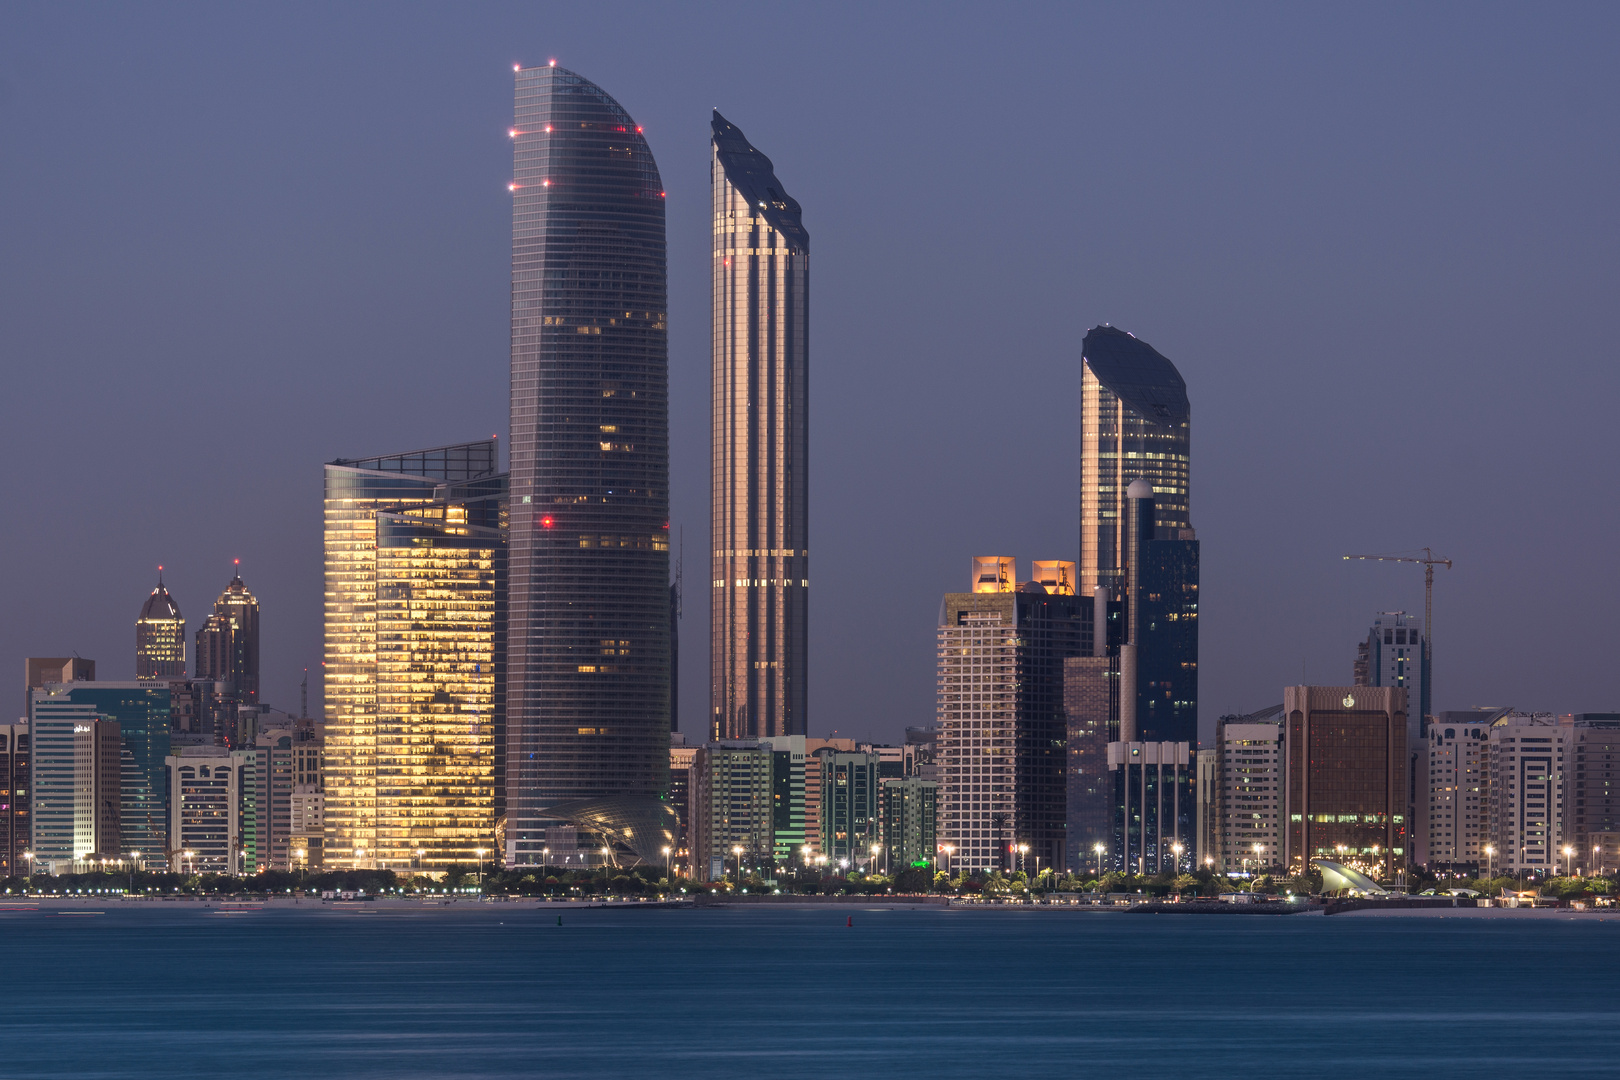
[
  {"x1": 29, "y1": 682, "x2": 170, "y2": 862},
  {"x1": 1484, "y1": 713, "x2": 1569, "y2": 875},
  {"x1": 1063, "y1": 656, "x2": 1114, "y2": 872},
  {"x1": 1, "y1": 721, "x2": 29, "y2": 876},
  {"x1": 323, "y1": 441, "x2": 505, "y2": 870},
  {"x1": 136, "y1": 572, "x2": 186, "y2": 680},
  {"x1": 195, "y1": 566, "x2": 260, "y2": 705},
  {"x1": 166, "y1": 746, "x2": 255, "y2": 873},
  {"x1": 689, "y1": 741, "x2": 776, "y2": 881},
  {"x1": 1212, "y1": 713, "x2": 1284, "y2": 874},
  {"x1": 1283, "y1": 685, "x2": 1408, "y2": 880},
  {"x1": 1416, "y1": 710, "x2": 1498, "y2": 871},
  {"x1": 507, "y1": 63, "x2": 672, "y2": 868},
  {"x1": 1354, "y1": 611, "x2": 1428, "y2": 743},
  {"x1": 1571, "y1": 716, "x2": 1620, "y2": 862},
  {"x1": 710, "y1": 110, "x2": 809, "y2": 742},
  {"x1": 880, "y1": 778, "x2": 938, "y2": 870},
  {"x1": 939, "y1": 558, "x2": 1088, "y2": 874},
  {"x1": 817, "y1": 747, "x2": 881, "y2": 868}
]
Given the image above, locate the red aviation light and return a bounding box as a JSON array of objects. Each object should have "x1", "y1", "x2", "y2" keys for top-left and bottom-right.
[
  {"x1": 635, "y1": 126, "x2": 643, "y2": 133},
  {"x1": 541, "y1": 516, "x2": 555, "y2": 529}
]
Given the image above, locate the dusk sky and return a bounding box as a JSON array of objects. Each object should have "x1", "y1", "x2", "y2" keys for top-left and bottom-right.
[{"x1": 3, "y1": 3, "x2": 1616, "y2": 742}]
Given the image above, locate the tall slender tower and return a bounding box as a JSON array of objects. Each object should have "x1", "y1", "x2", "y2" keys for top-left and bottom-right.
[
  {"x1": 195, "y1": 563, "x2": 260, "y2": 704},
  {"x1": 710, "y1": 110, "x2": 809, "y2": 741},
  {"x1": 506, "y1": 63, "x2": 671, "y2": 867},
  {"x1": 136, "y1": 569, "x2": 186, "y2": 680}
]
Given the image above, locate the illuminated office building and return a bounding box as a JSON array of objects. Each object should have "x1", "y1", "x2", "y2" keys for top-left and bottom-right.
[
  {"x1": 28, "y1": 681, "x2": 170, "y2": 862},
  {"x1": 28, "y1": 693, "x2": 122, "y2": 871},
  {"x1": 323, "y1": 441, "x2": 505, "y2": 870},
  {"x1": 195, "y1": 567, "x2": 260, "y2": 705},
  {"x1": 938, "y1": 558, "x2": 1088, "y2": 874},
  {"x1": 136, "y1": 571, "x2": 186, "y2": 680},
  {"x1": 1213, "y1": 712, "x2": 1284, "y2": 874},
  {"x1": 710, "y1": 109, "x2": 809, "y2": 741},
  {"x1": 507, "y1": 63, "x2": 672, "y2": 867}
]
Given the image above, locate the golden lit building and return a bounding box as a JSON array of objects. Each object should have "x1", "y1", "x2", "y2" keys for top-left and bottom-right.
[
  {"x1": 323, "y1": 441, "x2": 505, "y2": 870},
  {"x1": 710, "y1": 109, "x2": 810, "y2": 741},
  {"x1": 136, "y1": 570, "x2": 186, "y2": 680}
]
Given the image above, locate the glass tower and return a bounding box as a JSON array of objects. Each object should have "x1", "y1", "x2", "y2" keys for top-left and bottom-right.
[
  {"x1": 136, "y1": 571, "x2": 186, "y2": 680},
  {"x1": 323, "y1": 441, "x2": 505, "y2": 869},
  {"x1": 507, "y1": 64, "x2": 670, "y2": 866},
  {"x1": 710, "y1": 110, "x2": 809, "y2": 741},
  {"x1": 1078, "y1": 326, "x2": 1191, "y2": 595}
]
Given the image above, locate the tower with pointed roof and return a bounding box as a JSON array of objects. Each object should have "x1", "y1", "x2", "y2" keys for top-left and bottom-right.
[
  {"x1": 136, "y1": 569, "x2": 186, "y2": 680},
  {"x1": 195, "y1": 563, "x2": 260, "y2": 704}
]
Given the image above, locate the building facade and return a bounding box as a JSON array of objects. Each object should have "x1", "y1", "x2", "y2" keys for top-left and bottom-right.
[
  {"x1": 1213, "y1": 716, "x2": 1284, "y2": 874},
  {"x1": 818, "y1": 748, "x2": 881, "y2": 869},
  {"x1": 0, "y1": 722, "x2": 29, "y2": 876},
  {"x1": 938, "y1": 560, "x2": 1087, "y2": 874},
  {"x1": 710, "y1": 109, "x2": 809, "y2": 742},
  {"x1": 29, "y1": 696, "x2": 121, "y2": 871},
  {"x1": 323, "y1": 442, "x2": 505, "y2": 870},
  {"x1": 1570, "y1": 715, "x2": 1620, "y2": 864},
  {"x1": 29, "y1": 682, "x2": 169, "y2": 863},
  {"x1": 1063, "y1": 656, "x2": 1114, "y2": 873},
  {"x1": 880, "y1": 777, "x2": 938, "y2": 871},
  {"x1": 166, "y1": 746, "x2": 255, "y2": 874},
  {"x1": 1108, "y1": 740, "x2": 1192, "y2": 875},
  {"x1": 1484, "y1": 713, "x2": 1568, "y2": 876},
  {"x1": 136, "y1": 572, "x2": 186, "y2": 680},
  {"x1": 689, "y1": 742, "x2": 775, "y2": 881},
  {"x1": 506, "y1": 62, "x2": 671, "y2": 868},
  {"x1": 1354, "y1": 611, "x2": 1428, "y2": 754},
  {"x1": 1416, "y1": 711, "x2": 1496, "y2": 872},
  {"x1": 1283, "y1": 685, "x2": 1408, "y2": 880}
]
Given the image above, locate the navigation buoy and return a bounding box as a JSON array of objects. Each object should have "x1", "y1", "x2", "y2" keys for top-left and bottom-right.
[
  {"x1": 557, "y1": 915, "x2": 563, "y2": 926},
  {"x1": 846, "y1": 915, "x2": 852, "y2": 928}
]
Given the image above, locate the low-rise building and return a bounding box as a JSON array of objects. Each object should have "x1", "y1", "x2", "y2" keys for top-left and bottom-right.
[{"x1": 166, "y1": 746, "x2": 255, "y2": 874}]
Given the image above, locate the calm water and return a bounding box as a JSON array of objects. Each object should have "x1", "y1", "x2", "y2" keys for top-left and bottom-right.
[{"x1": 3, "y1": 901, "x2": 1617, "y2": 1078}]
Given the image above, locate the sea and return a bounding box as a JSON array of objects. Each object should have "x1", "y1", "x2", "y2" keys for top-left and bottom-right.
[{"x1": 2, "y1": 900, "x2": 1617, "y2": 1078}]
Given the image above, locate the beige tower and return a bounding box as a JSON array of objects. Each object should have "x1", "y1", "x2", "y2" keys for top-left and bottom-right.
[{"x1": 710, "y1": 110, "x2": 809, "y2": 740}]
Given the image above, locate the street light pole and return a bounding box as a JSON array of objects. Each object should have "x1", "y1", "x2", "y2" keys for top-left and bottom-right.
[{"x1": 476, "y1": 848, "x2": 487, "y2": 895}]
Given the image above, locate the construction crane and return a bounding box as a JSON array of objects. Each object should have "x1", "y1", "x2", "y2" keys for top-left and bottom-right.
[{"x1": 1342, "y1": 548, "x2": 1452, "y2": 714}]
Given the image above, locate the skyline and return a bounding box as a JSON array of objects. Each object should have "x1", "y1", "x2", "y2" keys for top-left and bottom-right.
[{"x1": 3, "y1": 5, "x2": 1619, "y2": 745}]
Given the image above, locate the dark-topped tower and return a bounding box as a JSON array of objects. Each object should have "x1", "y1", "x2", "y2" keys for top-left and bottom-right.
[
  {"x1": 195, "y1": 563, "x2": 259, "y2": 705},
  {"x1": 710, "y1": 110, "x2": 809, "y2": 741},
  {"x1": 136, "y1": 569, "x2": 185, "y2": 680},
  {"x1": 506, "y1": 63, "x2": 671, "y2": 867}
]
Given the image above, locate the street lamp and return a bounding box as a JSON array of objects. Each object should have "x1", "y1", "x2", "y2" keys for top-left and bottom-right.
[
  {"x1": 872, "y1": 843, "x2": 883, "y2": 876},
  {"x1": 1484, "y1": 843, "x2": 1495, "y2": 881},
  {"x1": 475, "y1": 847, "x2": 487, "y2": 892},
  {"x1": 1562, "y1": 845, "x2": 1575, "y2": 878},
  {"x1": 732, "y1": 845, "x2": 744, "y2": 888},
  {"x1": 22, "y1": 851, "x2": 33, "y2": 890},
  {"x1": 1093, "y1": 842, "x2": 1105, "y2": 879},
  {"x1": 661, "y1": 845, "x2": 672, "y2": 885},
  {"x1": 1595, "y1": 844, "x2": 1603, "y2": 878},
  {"x1": 1171, "y1": 842, "x2": 1184, "y2": 874}
]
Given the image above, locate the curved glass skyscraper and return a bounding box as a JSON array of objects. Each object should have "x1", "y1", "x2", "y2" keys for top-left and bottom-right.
[
  {"x1": 710, "y1": 110, "x2": 809, "y2": 740},
  {"x1": 1078, "y1": 326, "x2": 1191, "y2": 595},
  {"x1": 507, "y1": 64, "x2": 670, "y2": 866}
]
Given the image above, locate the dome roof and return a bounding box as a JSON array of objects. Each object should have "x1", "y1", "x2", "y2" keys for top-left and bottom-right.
[{"x1": 139, "y1": 582, "x2": 182, "y2": 622}]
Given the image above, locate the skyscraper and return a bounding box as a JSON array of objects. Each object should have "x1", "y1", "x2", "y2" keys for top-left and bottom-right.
[
  {"x1": 323, "y1": 441, "x2": 505, "y2": 870},
  {"x1": 938, "y1": 558, "x2": 1088, "y2": 874},
  {"x1": 136, "y1": 571, "x2": 185, "y2": 680},
  {"x1": 1353, "y1": 611, "x2": 1428, "y2": 742},
  {"x1": 710, "y1": 109, "x2": 809, "y2": 741},
  {"x1": 195, "y1": 565, "x2": 260, "y2": 706},
  {"x1": 1078, "y1": 326, "x2": 1191, "y2": 596},
  {"x1": 507, "y1": 63, "x2": 672, "y2": 867}
]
